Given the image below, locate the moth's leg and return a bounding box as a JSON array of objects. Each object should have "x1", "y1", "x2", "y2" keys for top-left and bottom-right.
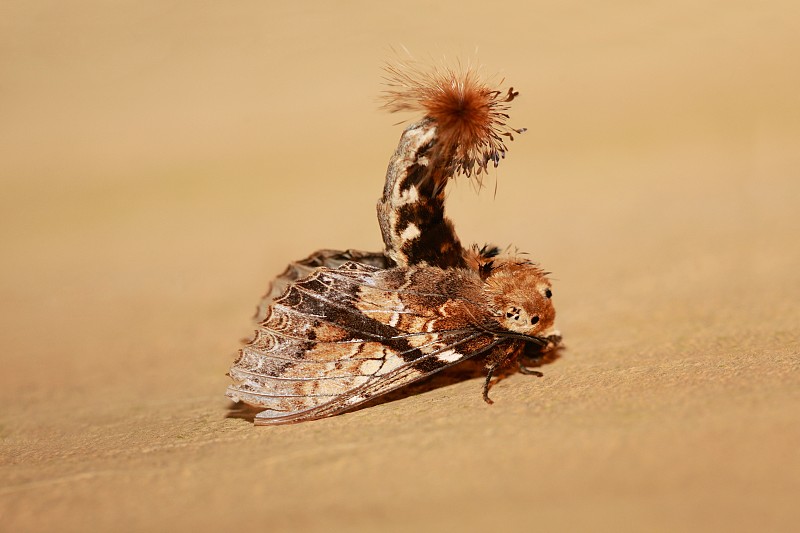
[
  {"x1": 518, "y1": 364, "x2": 544, "y2": 377},
  {"x1": 541, "y1": 331, "x2": 563, "y2": 352},
  {"x1": 483, "y1": 340, "x2": 552, "y2": 402},
  {"x1": 482, "y1": 361, "x2": 501, "y2": 405},
  {"x1": 484, "y1": 356, "x2": 542, "y2": 404},
  {"x1": 482, "y1": 344, "x2": 525, "y2": 404},
  {"x1": 518, "y1": 331, "x2": 562, "y2": 374},
  {"x1": 377, "y1": 118, "x2": 466, "y2": 268}
]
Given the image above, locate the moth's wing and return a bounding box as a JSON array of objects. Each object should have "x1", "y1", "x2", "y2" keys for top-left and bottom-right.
[
  {"x1": 227, "y1": 262, "x2": 498, "y2": 425},
  {"x1": 253, "y1": 249, "x2": 390, "y2": 322}
]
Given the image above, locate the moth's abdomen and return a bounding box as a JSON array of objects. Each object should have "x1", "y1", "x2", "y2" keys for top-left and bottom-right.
[
  {"x1": 378, "y1": 119, "x2": 465, "y2": 268},
  {"x1": 377, "y1": 60, "x2": 524, "y2": 270}
]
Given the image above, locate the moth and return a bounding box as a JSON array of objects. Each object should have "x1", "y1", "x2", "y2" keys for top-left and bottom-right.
[{"x1": 227, "y1": 59, "x2": 562, "y2": 425}]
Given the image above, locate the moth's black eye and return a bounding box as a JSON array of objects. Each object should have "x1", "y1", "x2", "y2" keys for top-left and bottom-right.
[
  {"x1": 545, "y1": 289, "x2": 552, "y2": 299},
  {"x1": 531, "y1": 316, "x2": 539, "y2": 325},
  {"x1": 506, "y1": 312, "x2": 514, "y2": 318}
]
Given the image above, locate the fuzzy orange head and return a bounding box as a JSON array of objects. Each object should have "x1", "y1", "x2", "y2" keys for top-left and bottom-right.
[{"x1": 482, "y1": 260, "x2": 555, "y2": 336}]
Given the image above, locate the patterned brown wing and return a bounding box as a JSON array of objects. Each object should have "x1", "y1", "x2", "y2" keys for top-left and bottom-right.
[
  {"x1": 253, "y1": 249, "x2": 391, "y2": 322},
  {"x1": 226, "y1": 262, "x2": 500, "y2": 425}
]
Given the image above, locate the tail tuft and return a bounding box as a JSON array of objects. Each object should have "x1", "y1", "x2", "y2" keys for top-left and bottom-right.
[{"x1": 382, "y1": 59, "x2": 525, "y2": 178}]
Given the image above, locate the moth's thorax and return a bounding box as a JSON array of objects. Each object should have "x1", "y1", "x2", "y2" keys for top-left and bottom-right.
[{"x1": 482, "y1": 262, "x2": 555, "y2": 335}]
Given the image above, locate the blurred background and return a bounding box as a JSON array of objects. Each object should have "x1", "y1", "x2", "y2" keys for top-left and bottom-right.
[{"x1": 2, "y1": 1, "x2": 798, "y2": 531}]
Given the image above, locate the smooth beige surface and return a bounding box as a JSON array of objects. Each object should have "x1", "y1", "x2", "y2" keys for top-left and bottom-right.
[{"x1": 2, "y1": 2, "x2": 799, "y2": 532}]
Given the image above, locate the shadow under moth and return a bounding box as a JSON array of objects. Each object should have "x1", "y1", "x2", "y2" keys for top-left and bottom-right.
[{"x1": 227, "y1": 60, "x2": 562, "y2": 425}]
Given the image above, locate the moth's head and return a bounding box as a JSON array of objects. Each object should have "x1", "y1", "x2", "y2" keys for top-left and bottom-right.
[{"x1": 482, "y1": 260, "x2": 555, "y2": 336}]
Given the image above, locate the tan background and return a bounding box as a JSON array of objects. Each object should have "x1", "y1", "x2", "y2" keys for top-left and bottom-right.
[{"x1": 2, "y1": 1, "x2": 799, "y2": 531}]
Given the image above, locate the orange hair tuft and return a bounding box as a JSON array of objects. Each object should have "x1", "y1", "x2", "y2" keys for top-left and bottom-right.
[{"x1": 382, "y1": 59, "x2": 525, "y2": 178}]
